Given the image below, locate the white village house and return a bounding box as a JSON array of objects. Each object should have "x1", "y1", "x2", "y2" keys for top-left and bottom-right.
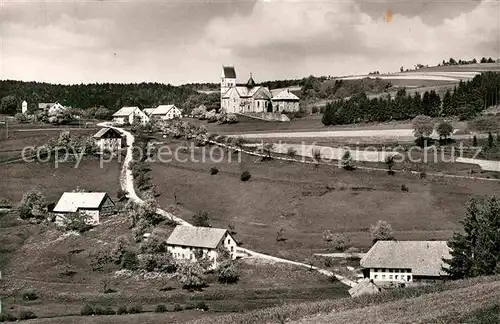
[
  {"x1": 112, "y1": 106, "x2": 149, "y2": 125},
  {"x1": 53, "y1": 192, "x2": 115, "y2": 225},
  {"x1": 360, "y1": 241, "x2": 451, "y2": 284},
  {"x1": 149, "y1": 104, "x2": 182, "y2": 120},
  {"x1": 38, "y1": 102, "x2": 67, "y2": 114},
  {"x1": 166, "y1": 226, "x2": 237, "y2": 269},
  {"x1": 93, "y1": 127, "x2": 123, "y2": 152},
  {"x1": 272, "y1": 89, "x2": 300, "y2": 113}
]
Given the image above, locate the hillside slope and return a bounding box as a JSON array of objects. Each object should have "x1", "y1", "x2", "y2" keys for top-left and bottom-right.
[{"x1": 292, "y1": 280, "x2": 500, "y2": 324}]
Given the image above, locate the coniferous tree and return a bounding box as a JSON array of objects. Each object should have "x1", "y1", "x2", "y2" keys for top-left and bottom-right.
[{"x1": 444, "y1": 196, "x2": 500, "y2": 279}]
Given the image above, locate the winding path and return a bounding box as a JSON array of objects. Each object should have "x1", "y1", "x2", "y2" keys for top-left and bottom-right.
[{"x1": 98, "y1": 123, "x2": 357, "y2": 288}]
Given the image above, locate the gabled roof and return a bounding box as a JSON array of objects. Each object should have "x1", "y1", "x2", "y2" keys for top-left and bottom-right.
[
  {"x1": 251, "y1": 87, "x2": 272, "y2": 100},
  {"x1": 222, "y1": 66, "x2": 236, "y2": 79},
  {"x1": 222, "y1": 86, "x2": 272, "y2": 100},
  {"x1": 143, "y1": 108, "x2": 156, "y2": 116},
  {"x1": 360, "y1": 241, "x2": 451, "y2": 277},
  {"x1": 349, "y1": 278, "x2": 382, "y2": 297},
  {"x1": 38, "y1": 102, "x2": 56, "y2": 109},
  {"x1": 246, "y1": 75, "x2": 256, "y2": 87},
  {"x1": 53, "y1": 192, "x2": 113, "y2": 213},
  {"x1": 151, "y1": 105, "x2": 180, "y2": 115},
  {"x1": 93, "y1": 127, "x2": 122, "y2": 139},
  {"x1": 166, "y1": 226, "x2": 229, "y2": 249},
  {"x1": 272, "y1": 89, "x2": 300, "y2": 101},
  {"x1": 112, "y1": 107, "x2": 139, "y2": 117}
]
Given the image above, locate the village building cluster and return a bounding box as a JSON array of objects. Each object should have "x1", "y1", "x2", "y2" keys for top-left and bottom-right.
[{"x1": 220, "y1": 65, "x2": 300, "y2": 114}]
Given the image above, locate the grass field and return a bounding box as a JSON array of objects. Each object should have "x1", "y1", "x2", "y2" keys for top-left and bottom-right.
[
  {"x1": 1, "y1": 208, "x2": 346, "y2": 321},
  {"x1": 148, "y1": 139, "x2": 500, "y2": 262}
]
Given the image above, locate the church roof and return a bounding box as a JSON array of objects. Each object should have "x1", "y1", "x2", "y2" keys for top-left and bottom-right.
[
  {"x1": 246, "y1": 75, "x2": 256, "y2": 87},
  {"x1": 221, "y1": 86, "x2": 272, "y2": 100},
  {"x1": 222, "y1": 66, "x2": 236, "y2": 79}
]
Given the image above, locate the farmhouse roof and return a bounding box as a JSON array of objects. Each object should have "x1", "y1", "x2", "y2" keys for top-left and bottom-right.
[
  {"x1": 272, "y1": 89, "x2": 300, "y2": 101},
  {"x1": 166, "y1": 226, "x2": 229, "y2": 249},
  {"x1": 53, "y1": 192, "x2": 113, "y2": 213},
  {"x1": 38, "y1": 102, "x2": 56, "y2": 109},
  {"x1": 112, "y1": 107, "x2": 139, "y2": 117},
  {"x1": 222, "y1": 65, "x2": 236, "y2": 79},
  {"x1": 151, "y1": 105, "x2": 179, "y2": 115},
  {"x1": 93, "y1": 127, "x2": 122, "y2": 139},
  {"x1": 143, "y1": 108, "x2": 156, "y2": 116},
  {"x1": 348, "y1": 278, "x2": 382, "y2": 297},
  {"x1": 360, "y1": 241, "x2": 451, "y2": 277}
]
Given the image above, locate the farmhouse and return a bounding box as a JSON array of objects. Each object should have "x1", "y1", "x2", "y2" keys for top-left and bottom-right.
[
  {"x1": 112, "y1": 106, "x2": 149, "y2": 125},
  {"x1": 360, "y1": 241, "x2": 451, "y2": 284},
  {"x1": 150, "y1": 104, "x2": 182, "y2": 120},
  {"x1": 220, "y1": 66, "x2": 273, "y2": 114},
  {"x1": 93, "y1": 127, "x2": 123, "y2": 152},
  {"x1": 53, "y1": 192, "x2": 115, "y2": 225},
  {"x1": 272, "y1": 89, "x2": 300, "y2": 112},
  {"x1": 38, "y1": 102, "x2": 66, "y2": 114},
  {"x1": 166, "y1": 226, "x2": 237, "y2": 269}
]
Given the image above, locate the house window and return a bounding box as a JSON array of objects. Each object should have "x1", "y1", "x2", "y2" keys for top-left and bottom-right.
[
  {"x1": 227, "y1": 238, "x2": 230, "y2": 244},
  {"x1": 373, "y1": 268, "x2": 378, "y2": 272},
  {"x1": 389, "y1": 275, "x2": 393, "y2": 280},
  {"x1": 382, "y1": 275, "x2": 386, "y2": 279},
  {"x1": 231, "y1": 246, "x2": 234, "y2": 252},
  {"x1": 374, "y1": 275, "x2": 378, "y2": 279},
  {"x1": 407, "y1": 275, "x2": 412, "y2": 281},
  {"x1": 395, "y1": 275, "x2": 399, "y2": 280}
]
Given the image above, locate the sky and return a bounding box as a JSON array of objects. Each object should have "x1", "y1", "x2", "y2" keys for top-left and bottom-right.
[{"x1": 1, "y1": 0, "x2": 499, "y2": 85}]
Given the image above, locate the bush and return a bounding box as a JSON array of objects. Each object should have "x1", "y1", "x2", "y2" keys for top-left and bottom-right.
[
  {"x1": 18, "y1": 189, "x2": 46, "y2": 220},
  {"x1": 401, "y1": 184, "x2": 409, "y2": 192},
  {"x1": 341, "y1": 151, "x2": 355, "y2": 171},
  {"x1": 286, "y1": 147, "x2": 297, "y2": 159},
  {"x1": 193, "y1": 210, "x2": 210, "y2": 227},
  {"x1": 173, "y1": 303, "x2": 183, "y2": 311},
  {"x1": 240, "y1": 171, "x2": 251, "y2": 182},
  {"x1": 18, "y1": 310, "x2": 37, "y2": 320},
  {"x1": 21, "y1": 290, "x2": 38, "y2": 301},
  {"x1": 155, "y1": 304, "x2": 167, "y2": 313},
  {"x1": 116, "y1": 306, "x2": 128, "y2": 315},
  {"x1": 217, "y1": 260, "x2": 240, "y2": 284},
  {"x1": 117, "y1": 188, "x2": 128, "y2": 201},
  {"x1": 323, "y1": 257, "x2": 334, "y2": 268},
  {"x1": 176, "y1": 261, "x2": 206, "y2": 290},
  {"x1": 0, "y1": 313, "x2": 17, "y2": 322},
  {"x1": 370, "y1": 220, "x2": 395, "y2": 244},
  {"x1": 120, "y1": 250, "x2": 139, "y2": 271},
  {"x1": 210, "y1": 167, "x2": 219, "y2": 175},
  {"x1": 311, "y1": 107, "x2": 319, "y2": 114},
  {"x1": 195, "y1": 300, "x2": 209, "y2": 311},
  {"x1": 80, "y1": 304, "x2": 94, "y2": 316},
  {"x1": 128, "y1": 304, "x2": 143, "y2": 314},
  {"x1": 330, "y1": 233, "x2": 347, "y2": 252}
]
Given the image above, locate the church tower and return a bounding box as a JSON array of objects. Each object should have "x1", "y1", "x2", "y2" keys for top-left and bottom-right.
[{"x1": 221, "y1": 65, "x2": 237, "y2": 97}]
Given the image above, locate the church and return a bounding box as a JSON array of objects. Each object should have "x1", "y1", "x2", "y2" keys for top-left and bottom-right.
[{"x1": 220, "y1": 65, "x2": 274, "y2": 114}]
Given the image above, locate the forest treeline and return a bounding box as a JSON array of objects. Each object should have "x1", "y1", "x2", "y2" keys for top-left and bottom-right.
[
  {"x1": 0, "y1": 80, "x2": 219, "y2": 114},
  {"x1": 322, "y1": 72, "x2": 500, "y2": 125}
]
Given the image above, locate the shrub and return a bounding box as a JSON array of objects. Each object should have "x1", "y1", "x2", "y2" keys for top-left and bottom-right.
[
  {"x1": 193, "y1": 210, "x2": 210, "y2": 227},
  {"x1": 18, "y1": 310, "x2": 37, "y2": 320},
  {"x1": 120, "y1": 250, "x2": 139, "y2": 271},
  {"x1": 18, "y1": 189, "x2": 46, "y2": 220},
  {"x1": 240, "y1": 171, "x2": 251, "y2": 182},
  {"x1": 210, "y1": 167, "x2": 219, "y2": 175},
  {"x1": 341, "y1": 151, "x2": 355, "y2": 171},
  {"x1": 401, "y1": 184, "x2": 409, "y2": 192},
  {"x1": 103, "y1": 307, "x2": 116, "y2": 315},
  {"x1": 173, "y1": 303, "x2": 183, "y2": 311},
  {"x1": 195, "y1": 300, "x2": 209, "y2": 311},
  {"x1": 311, "y1": 107, "x2": 319, "y2": 114},
  {"x1": 21, "y1": 290, "x2": 38, "y2": 301},
  {"x1": 287, "y1": 147, "x2": 297, "y2": 159},
  {"x1": 80, "y1": 304, "x2": 94, "y2": 316},
  {"x1": 217, "y1": 260, "x2": 240, "y2": 284},
  {"x1": 155, "y1": 304, "x2": 167, "y2": 313},
  {"x1": 370, "y1": 220, "x2": 395, "y2": 244},
  {"x1": 117, "y1": 306, "x2": 128, "y2": 315},
  {"x1": 0, "y1": 313, "x2": 17, "y2": 322},
  {"x1": 312, "y1": 148, "x2": 322, "y2": 162},
  {"x1": 128, "y1": 304, "x2": 143, "y2": 314},
  {"x1": 323, "y1": 257, "x2": 334, "y2": 267},
  {"x1": 93, "y1": 307, "x2": 105, "y2": 315},
  {"x1": 176, "y1": 261, "x2": 206, "y2": 290},
  {"x1": 330, "y1": 233, "x2": 347, "y2": 252},
  {"x1": 117, "y1": 188, "x2": 128, "y2": 201}
]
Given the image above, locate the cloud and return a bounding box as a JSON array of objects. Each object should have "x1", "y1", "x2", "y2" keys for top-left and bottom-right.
[
  {"x1": 201, "y1": 0, "x2": 500, "y2": 79},
  {"x1": 0, "y1": 0, "x2": 498, "y2": 84}
]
